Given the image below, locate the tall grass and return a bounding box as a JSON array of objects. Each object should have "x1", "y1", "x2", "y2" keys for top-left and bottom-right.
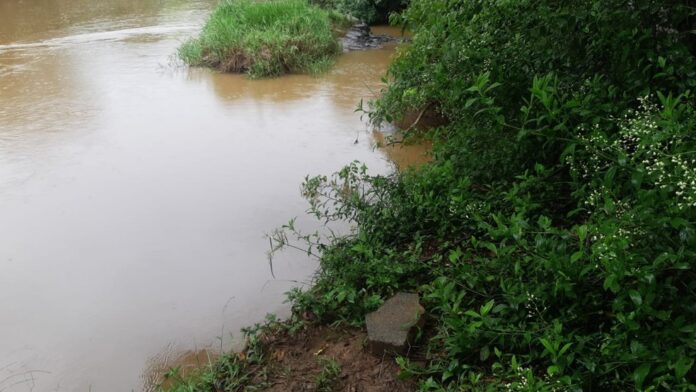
[{"x1": 179, "y1": 0, "x2": 342, "y2": 78}]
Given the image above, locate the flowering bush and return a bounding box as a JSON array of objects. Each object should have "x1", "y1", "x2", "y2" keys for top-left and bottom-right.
[{"x1": 277, "y1": 0, "x2": 696, "y2": 390}]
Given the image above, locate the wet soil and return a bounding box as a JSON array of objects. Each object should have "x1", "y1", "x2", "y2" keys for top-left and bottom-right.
[{"x1": 256, "y1": 325, "x2": 417, "y2": 392}]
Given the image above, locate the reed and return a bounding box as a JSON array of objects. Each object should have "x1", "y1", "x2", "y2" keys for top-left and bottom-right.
[{"x1": 179, "y1": 0, "x2": 344, "y2": 78}]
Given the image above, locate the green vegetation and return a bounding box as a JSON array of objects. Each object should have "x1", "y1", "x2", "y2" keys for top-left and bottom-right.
[
  {"x1": 166, "y1": 0, "x2": 696, "y2": 390},
  {"x1": 277, "y1": 0, "x2": 696, "y2": 390},
  {"x1": 160, "y1": 318, "x2": 274, "y2": 391},
  {"x1": 315, "y1": 357, "x2": 342, "y2": 392},
  {"x1": 179, "y1": 0, "x2": 343, "y2": 78},
  {"x1": 310, "y1": 0, "x2": 407, "y2": 24}
]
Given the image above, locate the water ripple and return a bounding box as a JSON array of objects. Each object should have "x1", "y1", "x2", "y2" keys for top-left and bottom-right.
[{"x1": 0, "y1": 24, "x2": 198, "y2": 53}]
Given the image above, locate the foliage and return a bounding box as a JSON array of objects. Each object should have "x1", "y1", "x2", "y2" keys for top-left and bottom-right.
[
  {"x1": 272, "y1": 0, "x2": 696, "y2": 390},
  {"x1": 315, "y1": 357, "x2": 342, "y2": 391},
  {"x1": 375, "y1": 0, "x2": 696, "y2": 128},
  {"x1": 310, "y1": 0, "x2": 408, "y2": 24},
  {"x1": 179, "y1": 0, "x2": 341, "y2": 78},
  {"x1": 158, "y1": 316, "x2": 279, "y2": 392}
]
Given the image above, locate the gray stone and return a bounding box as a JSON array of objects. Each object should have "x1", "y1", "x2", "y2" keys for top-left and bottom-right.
[
  {"x1": 365, "y1": 293, "x2": 425, "y2": 356},
  {"x1": 340, "y1": 24, "x2": 405, "y2": 52}
]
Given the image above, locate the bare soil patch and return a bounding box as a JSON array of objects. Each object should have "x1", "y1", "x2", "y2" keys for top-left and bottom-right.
[{"x1": 255, "y1": 325, "x2": 417, "y2": 392}]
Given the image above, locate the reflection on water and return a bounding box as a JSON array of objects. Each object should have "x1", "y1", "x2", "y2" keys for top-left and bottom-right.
[
  {"x1": 0, "y1": 0, "x2": 210, "y2": 45},
  {"x1": 0, "y1": 0, "x2": 421, "y2": 390},
  {"x1": 0, "y1": 25, "x2": 200, "y2": 51}
]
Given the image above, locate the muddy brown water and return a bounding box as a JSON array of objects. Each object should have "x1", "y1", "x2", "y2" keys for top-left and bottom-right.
[{"x1": 0, "y1": 1, "x2": 428, "y2": 391}]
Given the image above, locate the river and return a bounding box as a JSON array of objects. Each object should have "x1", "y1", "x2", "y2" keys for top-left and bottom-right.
[{"x1": 0, "y1": 0, "x2": 426, "y2": 390}]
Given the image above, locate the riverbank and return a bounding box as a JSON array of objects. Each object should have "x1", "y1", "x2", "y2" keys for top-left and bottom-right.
[
  {"x1": 0, "y1": 0, "x2": 411, "y2": 389},
  {"x1": 157, "y1": 24, "x2": 428, "y2": 392},
  {"x1": 166, "y1": 0, "x2": 696, "y2": 390},
  {"x1": 160, "y1": 318, "x2": 415, "y2": 391}
]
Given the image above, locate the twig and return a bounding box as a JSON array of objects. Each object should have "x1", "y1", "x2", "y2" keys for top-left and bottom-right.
[
  {"x1": 377, "y1": 350, "x2": 387, "y2": 379},
  {"x1": 405, "y1": 102, "x2": 432, "y2": 132}
]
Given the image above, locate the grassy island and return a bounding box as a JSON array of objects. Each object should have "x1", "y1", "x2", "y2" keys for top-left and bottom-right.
[{"x1": 179, "y1": 0, "x2": 342, "y2": 78}]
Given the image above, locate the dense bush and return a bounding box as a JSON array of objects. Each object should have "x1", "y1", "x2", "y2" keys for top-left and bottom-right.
[
  {"x1": 310, "y1": 0, "x2": 408, "y2": 24},
  {"x1": 179, "y1": 0, "x2": 341, "y2": 77},
  {"x1": 279, "y1": 0, "x2": 696, "y2": 390}
]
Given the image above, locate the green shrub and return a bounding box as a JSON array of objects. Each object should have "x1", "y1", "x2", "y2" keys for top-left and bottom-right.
[
  {"x1": 308, "y1": 0, "x2": 408, "y2": 24},
  {"x1": 275, "y1": 0, "x2": 696, "y2": 390},
  {"x1": 179, "y1": 0, "x2": 341, "y2": 78}
]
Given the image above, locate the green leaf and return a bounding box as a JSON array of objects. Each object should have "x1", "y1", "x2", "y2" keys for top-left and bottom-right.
[
  {"x1": 658, "y1": 56, "x2": 666, "y2": 68},
  {"x1": 559, "y1": 342, "x2": 572, "y2": 356},
  {"x1": 670, "y1": 218, "x2": 688, "y2": 228},
  {"x1": 629, "y1": 290, "x2": 643, "y2": 306},
  {"x1": 448, "y1": 248, "x2": 463, "y2": 263},
  {"x1": 674, "y1": 357, "x2": 694, "y2": 379},
  {"x1": 618, "y1": 152, "x2": 627, "y2": 166},
  {"x1": 547, "y1": 365, "x2": 560, "y2": 376},
  {"x1": 633, "y1": 363, "x2": 651, "y2": 389},
  {"x1": 465, "y1": 310, "x2": 481, "y2": 318},
  {"x1": 577, "y1": 225, "x2": 588, "y2": 242},
  {"x1": 480, "y1": 299, "x2": 495, "y2": 316},
  {"x1": 540, "y1": 338, "x2": 555, "y2": 355},
  {"x1": 604, "y1": 166, "x2": 617, "y2": 187},
  {"x1": 604, "y1": 275, "x2": 620, "y2": 293},
  {"x1": 480, "y1": 345, "x2": 490, "y2": 361},
  {"x1": 336, "y1": 290, "x2": 347, "y2": 302},
  {"x1": 633, "y1": 363, "x2": 650, "y2": 389},
  {"x1": 560, "y1": 143, "x2": 576, "y2": 160}
]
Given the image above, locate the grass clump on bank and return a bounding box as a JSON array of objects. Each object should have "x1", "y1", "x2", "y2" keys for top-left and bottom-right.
[{"x1": 179, "y1": 0, "x2": 342, "y2": 78}]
